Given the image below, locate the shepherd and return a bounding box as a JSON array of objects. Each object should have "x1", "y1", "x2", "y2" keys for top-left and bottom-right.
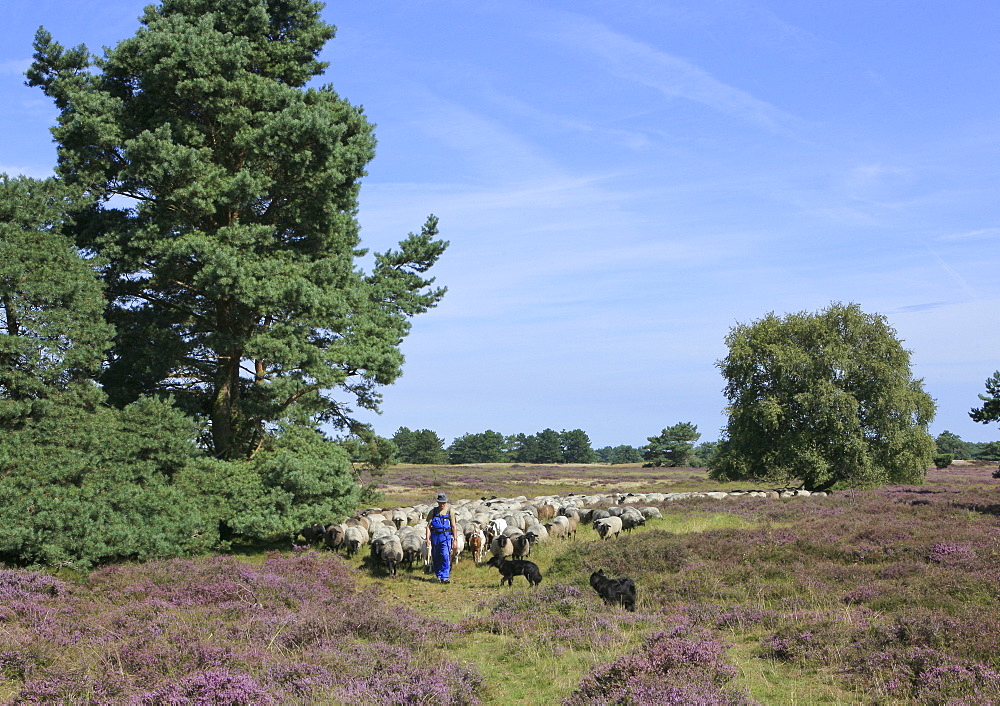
[{"x1": 425, "y1": 492, "x2": 460, "y2": 584}]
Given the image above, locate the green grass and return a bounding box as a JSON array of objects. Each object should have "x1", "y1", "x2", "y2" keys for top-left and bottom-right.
[{"x1": 350, "y1": 513, "x2": 882, "y2": 705}]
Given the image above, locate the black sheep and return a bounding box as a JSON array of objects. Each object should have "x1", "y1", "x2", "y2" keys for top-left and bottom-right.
[
  {"x1": 486, "y1": 556, "x2": 542, "y2": 587},
  {"x1": 589, "y1": 569, "x2": 637, "y2": 611},
  {"x1": 297, "y1": 524, "x2": 326, "y2": 545}
]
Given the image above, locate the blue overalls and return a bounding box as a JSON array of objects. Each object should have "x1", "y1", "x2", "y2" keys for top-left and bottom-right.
[{"x1": 429, "y1": 509, "x2": 454, "y2": 581}]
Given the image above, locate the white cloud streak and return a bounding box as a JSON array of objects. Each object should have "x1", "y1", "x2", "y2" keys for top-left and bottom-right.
[{"x1": 544, "y1": 15, "x2": 797, "y2": 133}]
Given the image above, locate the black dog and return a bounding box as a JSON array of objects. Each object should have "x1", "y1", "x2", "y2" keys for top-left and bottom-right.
[
  {"x1": 589, "y1": 569, "x2": 637, "y2": 611},
  {"x1": 486, "y1": 556, "x2": 543, "y2": 587}
]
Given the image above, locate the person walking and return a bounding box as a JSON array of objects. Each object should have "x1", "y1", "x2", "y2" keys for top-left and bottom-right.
[{"x1": 426, "y1": 492, "x2": 459, "y2": 583}]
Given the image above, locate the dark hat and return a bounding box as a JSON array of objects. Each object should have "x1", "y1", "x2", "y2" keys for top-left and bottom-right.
[{"x1": 436, "y1": 492, "x2": 448, "y2": 503}]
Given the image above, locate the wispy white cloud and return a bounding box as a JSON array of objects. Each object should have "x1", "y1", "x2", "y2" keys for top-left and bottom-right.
[
  {"x1": 543, "y1": 15, "x2": 798, "y2": 133},
  {"x1": 923, "y1": 247, "x2": 978, "y2": 301}
]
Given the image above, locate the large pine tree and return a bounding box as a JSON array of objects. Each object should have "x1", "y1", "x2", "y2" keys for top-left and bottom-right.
[{"x1": 27, "y1": 0, "x2": 446, "y2": 460}]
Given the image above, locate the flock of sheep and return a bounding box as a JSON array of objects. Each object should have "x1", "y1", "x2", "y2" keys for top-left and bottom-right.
[{"x1": 296, "y1": 492, "x2": 664, "y2": 584}]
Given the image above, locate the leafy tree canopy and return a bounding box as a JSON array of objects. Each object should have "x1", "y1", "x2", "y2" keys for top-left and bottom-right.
[
  {"x1": 935, "y1": 430, "x2": 972, "y2": 458},
  {"x1": 26, "y1": 0, "x2": 447, "y2": 460},
  {"x1": 709, "y1": 302, "x2": 936, "y2": 491}
]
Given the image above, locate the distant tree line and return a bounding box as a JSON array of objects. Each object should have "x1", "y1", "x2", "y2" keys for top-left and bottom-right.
[
  {"x1": 390, "y1": 422, "x2": 722, "y2": 467},
  {"x1": 933, "y1": 431, "x2": 1000, "y2": 463}
]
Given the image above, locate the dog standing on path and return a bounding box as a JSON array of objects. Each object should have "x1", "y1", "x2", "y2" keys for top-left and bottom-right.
[{"x1": 486, "y1": 556, "x2": 543, "y2": 587}]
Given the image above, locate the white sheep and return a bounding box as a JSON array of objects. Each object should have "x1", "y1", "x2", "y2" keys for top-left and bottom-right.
[{"x1": 594, "y1": 515, "x2": 623, "y2": 540}]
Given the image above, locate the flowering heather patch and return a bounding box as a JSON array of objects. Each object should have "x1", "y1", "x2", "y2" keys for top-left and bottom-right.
[
  {"x1": 849, "y1": 646, "x2": 1000, "y2": 703},
  {"x1": 0, "y1": 552, "x2": 480, "y2": 703},
  {"x1": 926, "y1": 541, "x2": 978, "y2": 566},
  {"x1": 0, "y1": 569, "x2": 69, "y2": 600},
  {"x1": 464, "y1": 583, "x2": 645, "y2": 652},
  {"x1": 565, "y1": 626, "x2": 753, "y2": 705}
]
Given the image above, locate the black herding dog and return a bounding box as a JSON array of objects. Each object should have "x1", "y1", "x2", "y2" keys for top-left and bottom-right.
[
  {"x1": 589, "y1": 569, "x2": 637, "y2": 611},
  {"x1": 486, "y1": 556, "x2": 543, "y2": 587}
]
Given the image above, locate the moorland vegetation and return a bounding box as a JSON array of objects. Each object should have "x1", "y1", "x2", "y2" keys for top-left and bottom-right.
[{"x1": 1, "y1": 463, "x2": 998, "y2": 704}]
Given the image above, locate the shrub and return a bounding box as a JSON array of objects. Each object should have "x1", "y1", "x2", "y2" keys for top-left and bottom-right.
[
  {"x1": 566, "y1": 626, "x2": 751, "y2": 705},
  {"x1": 933, "y1": 453, "x2": 953, "y2": 469}
]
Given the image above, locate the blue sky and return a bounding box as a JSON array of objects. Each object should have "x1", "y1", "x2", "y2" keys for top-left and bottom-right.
[{"x1": 3, "y1": 1, "x2": 999, "y2": 448}]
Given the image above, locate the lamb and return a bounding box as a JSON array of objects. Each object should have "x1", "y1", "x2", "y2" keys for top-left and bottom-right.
[
  {"x1": 486, "y1": 556, "x2": 543, "y2": 587},
  {"x1": 467, "y1": 529, "x2": 487, "y2": 565},
  {"x1": 589, "y1": 569, "x2": 637, "y2": 611}
]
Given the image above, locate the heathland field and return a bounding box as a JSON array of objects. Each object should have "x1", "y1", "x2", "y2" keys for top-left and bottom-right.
[{"x1": 2, "y1": 462, "x2": 999, "y2": 704}]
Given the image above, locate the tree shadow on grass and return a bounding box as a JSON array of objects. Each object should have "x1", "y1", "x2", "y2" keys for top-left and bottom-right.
[{"x1": 957, "y1": 503, "x2": 1000, "y2": 517}]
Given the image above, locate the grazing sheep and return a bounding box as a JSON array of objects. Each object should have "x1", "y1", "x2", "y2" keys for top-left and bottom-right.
[
  {"x1": 489, "y1": 534, "x2": 514, "y2": 561},
  {"x1": 594, "y1": 515, "x2": 623, "y2": 540},
  {"x1": 640, "y1": 506, "x2": 663, "y2": 520},
  {"x1": 398, "y1": 531, "x2": 425, "y2": 571},
  {"x1": 381, "y1": 535, "x2": 404, "y2": 577},
  {"x1": 343, "y1": 525, "x2": 369, "y2": 558},
  {"x1": 620, "y1": 507, "x2": 646, "y2": 533},
  {"x1": 297, "y1": 524, "x2": 326, "y2": 545},
  {"x1": 524, "y1": 523, "x2": 549, "y2": 543},
  {"x1": 511, "y1": 534, "x2": 531, "y2": 560},
  {"x1": 324, "y1": 523, "x2": 346, "y2": 551},
  {"x1": 487, "y1": 556, "x2": 543, "y2": 587},
  {"x1": 589, "y1": 569, "x2": 637, "y2": 611}
]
